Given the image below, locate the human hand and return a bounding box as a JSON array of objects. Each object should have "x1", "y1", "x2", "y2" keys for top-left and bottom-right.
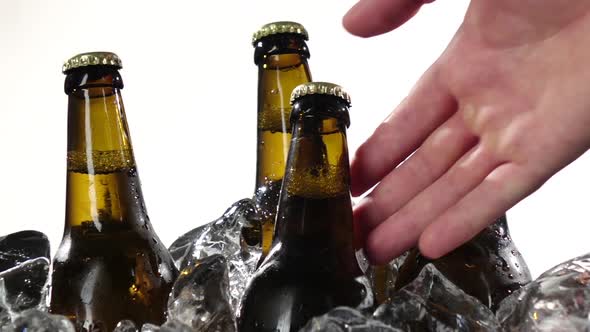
[{"x1": 345, "y1": 0, "x2": 590, "y2": 264}]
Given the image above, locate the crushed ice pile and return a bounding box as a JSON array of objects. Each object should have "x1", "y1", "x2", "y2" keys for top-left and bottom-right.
[
  {"x1": 4, "y1": 209, "x2": 590, "y2": 331},
  {"x1": 168, "y1": 198, "x2": 261, "y2": 314},
  {"x1": 0, "y1": 230, "x2": 75, "y2": 332},
  {"x1": 497, "y1": 253, "x2": 590, "y2": 331}
]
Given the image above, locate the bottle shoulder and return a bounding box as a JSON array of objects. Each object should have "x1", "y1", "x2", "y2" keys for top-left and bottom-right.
[{"x1": 53, "y1": 225, "x2": 177, "y2": 273}]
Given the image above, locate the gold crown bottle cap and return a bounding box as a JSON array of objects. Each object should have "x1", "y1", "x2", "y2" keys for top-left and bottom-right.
[
  {"x1": 252, "y1": 21, "x2": 309, "y2": 44},
  {"x1": 290, "y1": 82, "x2": 351, "y2": 106},
  {"x1": 62, "y1": 51, "x2": 123, "y2": 74}
]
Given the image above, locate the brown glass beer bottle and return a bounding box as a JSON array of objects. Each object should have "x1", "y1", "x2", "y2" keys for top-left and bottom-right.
[
  {"x1": 238, "y1": 82, "x2": 365, "y2": 332},
  {"x1": 249, "y1": 22, "x2": 312, "y2": 259},
  {"x1": 49, "y1": 52, "x2": 178, "y2": 331}
]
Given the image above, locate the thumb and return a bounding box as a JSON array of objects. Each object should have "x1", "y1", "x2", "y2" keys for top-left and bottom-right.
[{"x1": 343, "y1": 0, "x2": 435, "y2": 38}]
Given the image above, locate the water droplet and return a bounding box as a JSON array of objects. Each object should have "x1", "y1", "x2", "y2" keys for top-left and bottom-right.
[{"x1": 497, "y1": 257, "x2": 510, "y2": 271}]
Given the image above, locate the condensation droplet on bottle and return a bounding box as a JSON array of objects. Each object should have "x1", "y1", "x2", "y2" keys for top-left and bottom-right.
[{"x1": 497, "y1": 257, "x2": 510, "y2": 272}]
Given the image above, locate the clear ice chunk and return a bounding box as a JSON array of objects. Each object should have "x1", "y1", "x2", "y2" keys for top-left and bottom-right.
[
  {"x1": 114, "y1": 320, "x2": 138, "y2": 332},
  {"x1": 159, "y1": 320, "x2": 195, "y2": 332},
  {"x1": 364, "y1": 251, "x2": 408, "y2": 305},
  {"x1": 373, "y1": 264, "x2": 502, "y2": 331},
  {"x1": 3, "y1": 309, "x2": 75, "y2": 332},
  {"x1": 496, "y1": 253, "x2": 590, "y2": 331},
  {"x1": 0, "y1": 257, "x2": 50, "y2": 313},
  {"x1": 140, "y1": 323, "x2": 161, "y2": 332},
  {"x1": 355, "y1": 275, "x2": 375, "y2": 313},
  {"x1": 0, "y1": 261, "x2": 71, "y2": 332},
  {"x1": 167, "y1": 254, "x2": 236, "y2": 332},
  {"x1": 140, "y1": 321, "x2": 194, "y2": 332},
  {"x1": 0, "y1": 231, "x2": 50, "y2": 272},
  {"x1": 169, "y1": 199, "x2": 261, "y2": 312},
  {"x1": 299, "y1": 307, "x2": 401, "y2": 332},
  {"x1": 0, "y1": 230, "x2": 50, "y2": 314},
  {"x1": 0, "y1": 293, "x2": 10, "y2": 328}
]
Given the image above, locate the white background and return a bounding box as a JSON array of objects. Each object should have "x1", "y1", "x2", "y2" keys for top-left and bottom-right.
[{"x1": 0, "y1": 0, "x2": 588, "y2": 279}]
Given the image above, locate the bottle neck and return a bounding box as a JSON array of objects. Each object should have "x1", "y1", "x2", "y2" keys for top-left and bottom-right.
[
  {"x1": 64, "y1": 67, "x2": 147, "y2": 232},
  {"x1": 67, "y1": 87, "x2": 135, "y2": 172},
  {"x1": 254, "y1": 52, "x2": 311, "y2": 213},
  {"x1": 274, "y1": 113, "x2": 359, "y2": 276}
]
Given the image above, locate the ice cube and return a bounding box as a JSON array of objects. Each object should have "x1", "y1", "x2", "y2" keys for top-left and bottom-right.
[
  {"x1": 496, "y1": 253, "x2": 590, "y2": 331},
  {"x1": 114, "y1": 320, "x2": 138, "y2": 332},
  {"x1": 4, "y1": 309, "x2": 75, "y2": 332},
  {"x1": 373, "y1": 264, "x2": 502, "y2": 331},
  {"x1": 167, "y1": 254, "x2": 235, "y2": 332},
  {"x1": 159, "y1": 320, "x2": 194, "y2": 332},
  {"x1": 299, "y1": 307, "x2": 401, "y2": 332},
  {"x1": 140, "y1": 323, "x2": 161, "y2": 332},
  {"x1": 364, "y1": 251, "x2": 408, "y2": 305},
  {"x1": 169, "y1": 199, "x2": 261, "y2": 312},
  {"x1": 0, "y1": 231, "x2": 50, "y2": 313},
  {"x1": 0, "y1": 231, "x2": 50, "y2": 272},
  {"x1": 0, "y1": 257, "x2": 50, "y2": 312}
]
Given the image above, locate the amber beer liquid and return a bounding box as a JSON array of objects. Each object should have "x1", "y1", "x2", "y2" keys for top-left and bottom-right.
[
  {"x1": 238, "y1": 83, "x2": 365, "y2": 332},
  {"x1": 394, "y1": 215, "x2": 531, "y2": 311},
  {"x1": 249, "y1": 22, "x2": 312, "y2": 259},
  {"x1": 49, "y1": 52, "x2": 178, "y2": 331}
]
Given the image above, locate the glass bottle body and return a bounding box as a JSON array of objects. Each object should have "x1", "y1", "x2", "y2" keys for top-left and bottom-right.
[
  {"x1": 239, "y1": 96, "x2": 364, "y2": 332},
  {"x1": 251, "y1": 35, "x2": 312, "y2": 259},
  {"x1": 49, "y1": 67, "x2": 178, "y2": 332}
]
